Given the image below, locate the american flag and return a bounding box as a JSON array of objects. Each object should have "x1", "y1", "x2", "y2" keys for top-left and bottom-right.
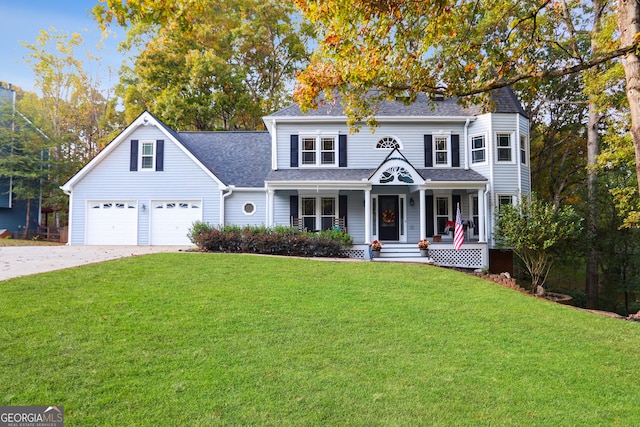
[{"x1": 454, "y1": 203, "x2": 464, "y2": 250}]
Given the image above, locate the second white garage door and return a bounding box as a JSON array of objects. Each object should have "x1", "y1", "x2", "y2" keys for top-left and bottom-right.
[{"x1": 150, "y1": 201, "x2": 202, "y2": 245}]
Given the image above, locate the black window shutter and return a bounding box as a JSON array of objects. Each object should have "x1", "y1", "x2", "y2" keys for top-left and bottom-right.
[
  {"x1": 339, "y1": 195, "x2": 348, "y2": 226},
  {"x1": 290, "y1": 135, "x2": 299, "y2": 167},
  {"x1": 426, "y1": 195, "x2": 434, "y2": 236},
  {"x1": 290, "y1": 195, "x2": 299, "y2": 218},
  {"x1": 156, "y1": 140, "x2": 164, "y2": 171},
  {"x1": 339, "y1": 135, "x2": 347, "y2": 167},
  {"x1": 424, "y1": 135, "x2": 433, "y2": 167},
  {"x1": 452, "y1": 194, "x2": 461, "y2": 216},
  {"x1": 451, "y1": 134, "x2": 460, "y2": 167},
  {"x1": 130, "y1": 140, "x2": 138, "y2": 171}
]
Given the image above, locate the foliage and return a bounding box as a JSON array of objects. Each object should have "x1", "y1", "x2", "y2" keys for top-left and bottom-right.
[
  {"x1": 494, "y1": 194, "x2": 583, "y2": 292},
  {"x1": 417, "y1": 238, "x2": 430, "y2": 249},
  {"x1": 94, "y1": 0, "x2": 314, "y2": 130},
  {"x1": 3, "y1": 254, "x2": 640, "y2": 425},
  {"x1": 369, "y1": 239, "x2": 382, "y2": 250},
  {"x1": 188, "y1": 222, "x2": 352, "y2": 257},
  {"x1": 21, "y1": 29, "x2": 123, "y2": 215}
]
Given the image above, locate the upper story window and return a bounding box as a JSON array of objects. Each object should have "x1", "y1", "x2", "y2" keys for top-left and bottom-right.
[
  {"x1": 434, "y1": 136, "x2": 449, "y2": 166},
  {"x1": 140, "y1": 141, "x2": 155, "y2": 170},
  {"x1": 496, "y1": 133, "x2": 513, "y2": 163},
  {"x1": 470, "y1": 134, "x2": 486, "y2": 164},
  {"x1": 301, "y1": 136, "x2": 336, "y2": 166},
  {"x1": 130, "y1": 139, "x2": 164, "y2": 172},
  {"x1": 520, "y1": 134, "x2": 528, "y2": 165},
  {"x1": 376, "y1": 136, "x2": 401, "y2": 149}
]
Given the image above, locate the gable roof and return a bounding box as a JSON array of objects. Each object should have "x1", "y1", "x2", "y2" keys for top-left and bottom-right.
[
  {"x1": 62, "y1": 111, "x2": 272, "y2": 192},
  {"x1": 267, "y1": 87, "x2": 526, "y2": 119}
]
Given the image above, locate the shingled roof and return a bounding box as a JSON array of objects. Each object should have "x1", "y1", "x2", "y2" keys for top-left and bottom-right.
[
  {"x1": 268, "y1": 87, "x2": 526, "y2": 118},
  {"x1": 265, "y1": 168, "x2": 487, "y2": 182},
  {"x1": 178, "y1": 131, "x2": 271, "y2": 188}
]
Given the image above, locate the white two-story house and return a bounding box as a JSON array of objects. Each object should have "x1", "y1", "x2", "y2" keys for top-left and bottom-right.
[{"x1": 61, "y1": 88, "x2": 529, "y2": 269}]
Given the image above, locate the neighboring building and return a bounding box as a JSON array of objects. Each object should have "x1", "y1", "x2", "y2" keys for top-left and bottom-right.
[
  {"x1": 0, "y1": 83, "x2": 41, "y2": 237},
  {"x1": 62, "y1": 88, "x2": 530, "y2": 269}
]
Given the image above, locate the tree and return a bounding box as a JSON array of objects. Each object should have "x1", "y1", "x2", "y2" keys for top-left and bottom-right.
[
  {"x1": 0, "y1": 102, "x2": 51, "y2": 238},
  {"x1": 22, "y1": 28, "x2": 122, "y2": 221},
  {"x1": 494, "y1": 195, "x2": 583, "y2": 292},
  {"x1": 292, "y1": 0, "x2": 640, "y2": 200},
  {"x1": 94, "y1": 0, "x2": 314, "y2": 130}
]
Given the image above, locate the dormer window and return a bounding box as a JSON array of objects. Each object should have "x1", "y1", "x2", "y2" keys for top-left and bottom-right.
[{"x1": 376, "y1": 136, "x2": 401, "y2": 149}]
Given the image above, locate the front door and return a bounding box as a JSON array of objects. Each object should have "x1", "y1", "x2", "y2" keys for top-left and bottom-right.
[{"x1": 378, "y1": 195, "x2": 399, "y2": 240}]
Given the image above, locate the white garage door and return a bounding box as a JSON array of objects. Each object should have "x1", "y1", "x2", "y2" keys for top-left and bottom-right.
[
  {"x1": 86, "y1": 201, "x2": 138, "y2": 245},
  {"x1": 150, "y1": 201, "x2": 202, "y2": 245}
]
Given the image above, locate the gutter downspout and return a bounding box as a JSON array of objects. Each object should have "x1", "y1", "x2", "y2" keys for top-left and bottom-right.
[
  {"x1": 60, "y1": 186, "x2": 72, "y2": 245},
  {"x1": 221, "y1": 186, "x2": 234, "y2": 226},
  {"x1": 464, "y1": 118, "x2": 470, "y2": 170},
  {"x1": 269, "y1": 119, "x2": 278, "y2": 170}
]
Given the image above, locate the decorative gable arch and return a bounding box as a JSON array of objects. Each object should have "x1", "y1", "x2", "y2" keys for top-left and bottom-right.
[{"x1": 369, "y1": 148, "x2": 423, "y2": 185}]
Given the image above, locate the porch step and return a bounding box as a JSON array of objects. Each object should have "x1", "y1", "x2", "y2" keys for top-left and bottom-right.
[{"x1": 375, "y1": 244, "x2": 424, "y2": 259}]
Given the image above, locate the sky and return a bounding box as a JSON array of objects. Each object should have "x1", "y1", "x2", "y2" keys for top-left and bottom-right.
[{"x1": 0, "y1": 0, "x2": 125, "y2": 94}]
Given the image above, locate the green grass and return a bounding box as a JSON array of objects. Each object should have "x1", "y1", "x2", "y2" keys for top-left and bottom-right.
[{"x1": 2, "y1": 253, "x2": 639, "y2": 426}]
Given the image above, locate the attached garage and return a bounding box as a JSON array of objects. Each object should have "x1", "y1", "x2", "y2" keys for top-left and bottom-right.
[
  {"x1": 86, "y1": 201, "x2": 138, "y2": 245},
  {"x1": 150, "y1": 200, "x2": 202, "y2": 245}
]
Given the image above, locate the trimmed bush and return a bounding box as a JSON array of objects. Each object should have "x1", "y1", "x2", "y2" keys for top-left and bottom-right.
[{"x1": 188, "y1": 222, "x2": 353, "y2": 258}]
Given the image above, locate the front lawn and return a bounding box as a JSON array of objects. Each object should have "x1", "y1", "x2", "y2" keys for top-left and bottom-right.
[{"x1": 1, "y1": 253, "x2": 639, "y2": 425}]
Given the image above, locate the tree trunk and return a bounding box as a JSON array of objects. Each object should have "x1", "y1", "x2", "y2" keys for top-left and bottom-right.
[
  {"x1": 618, "y1": 0, "x2": 640, "y2": 197},
  {"x1": 585, "y1": 100, "x2": 600, "y2": 308},
  {"x1": 582, "y1": 0, "x2": 606, "y2": 308}
]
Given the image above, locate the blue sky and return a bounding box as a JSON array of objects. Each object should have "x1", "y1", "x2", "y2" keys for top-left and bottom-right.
[{"x1": 0, "y1": 0, "x2": 124, "y2": 93}]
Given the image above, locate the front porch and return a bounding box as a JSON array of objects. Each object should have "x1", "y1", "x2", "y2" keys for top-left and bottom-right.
[{"x1": 349, "y1": 242, "x2": 488, "y2": 269}]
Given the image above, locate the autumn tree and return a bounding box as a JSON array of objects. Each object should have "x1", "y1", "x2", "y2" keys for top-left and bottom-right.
[
  {"x1": 293, "y1": 0, "x2": 640, "y2": 200},
  {"x1": 94, "y1": 0, "x2": 314, "y2": 130}
]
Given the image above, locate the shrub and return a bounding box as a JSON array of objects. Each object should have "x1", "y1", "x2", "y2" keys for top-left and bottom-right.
[{"x1": 188, "y1": 223, "x2": 353, "y2": 258}]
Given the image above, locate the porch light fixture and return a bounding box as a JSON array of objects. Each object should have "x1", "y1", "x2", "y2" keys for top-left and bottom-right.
[{"x1": 409, "y1": 197, "x2": 414, "y2": 206}]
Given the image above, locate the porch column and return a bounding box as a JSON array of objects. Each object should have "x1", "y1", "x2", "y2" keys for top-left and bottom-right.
[
  {"x1": 364, "y1": 189, "x2": 371, "y2": 243},
  {"x1": 478, "y1": 188, "x2": 486, "y2": 242},
  {"x1": 419, "y1": 189, "x2": 426, "y2": 239}
]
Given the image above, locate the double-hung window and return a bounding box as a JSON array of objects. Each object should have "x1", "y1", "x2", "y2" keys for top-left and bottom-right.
[
  {"x1": 471, "y1": 135, "x2": 486, "y2": 164},
  {"x1": 434, "y1": 136, "x2": 449, "y2": 166},
  {"x1": 140, "y1": 141, "x2": 155, "y2": 170},
  {"x1": 496, "y1": 133, "x2": 513, "y2": 162},
  {"x1": 520, "y1": 134, "x2": 528, "y2": 164},
  {"x1": 497, "y1": 195, "x2": 514, "y2": 213},
  {"x1": 301, "y1": 196, "x2": 337, "y2": 231},
  {"x1": 301, "y1": 136, "x2": 336, "y2": 166}
]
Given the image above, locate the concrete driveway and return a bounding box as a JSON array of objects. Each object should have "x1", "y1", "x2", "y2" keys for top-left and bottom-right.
[{"x1": 0, "y1": 245, "x2": 193, "y2": 281}]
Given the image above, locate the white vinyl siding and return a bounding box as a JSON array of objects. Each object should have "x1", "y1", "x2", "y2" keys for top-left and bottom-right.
[
  {"x1": 69, "y1": 126, "x2": 220, "y2": 245},
  {"x1": 276, "y1": 122, "x2": 468, "y2": 170}
]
